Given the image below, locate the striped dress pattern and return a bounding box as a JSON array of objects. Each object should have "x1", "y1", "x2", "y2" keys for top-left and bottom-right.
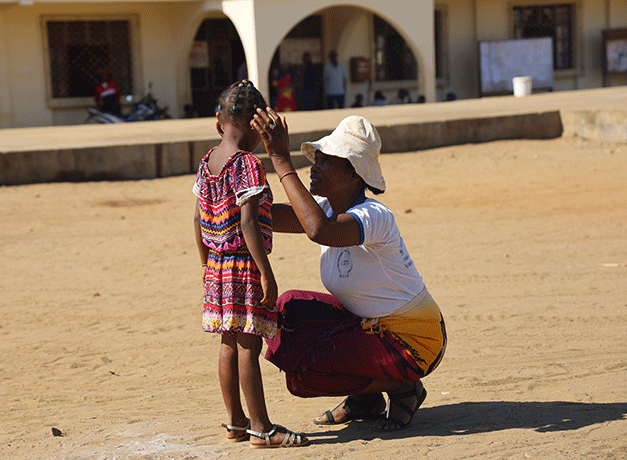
[{"x1": 193, "y1": 149, "x2": 277, "y2": 339}]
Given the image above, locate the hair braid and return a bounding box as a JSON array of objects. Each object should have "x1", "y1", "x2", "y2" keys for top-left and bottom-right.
[{"x1": 216, "y1": 80, "x2": 266, "y2": 123}]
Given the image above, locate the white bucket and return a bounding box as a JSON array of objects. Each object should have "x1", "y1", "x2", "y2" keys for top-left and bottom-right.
[{"x1": 513, "y1": 76, "x2": 532, "y2": 97}]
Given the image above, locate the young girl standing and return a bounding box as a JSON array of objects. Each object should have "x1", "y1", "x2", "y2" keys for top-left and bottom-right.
[{"x1": 193, "y1": 80, "x2": 308, "y2": 448}]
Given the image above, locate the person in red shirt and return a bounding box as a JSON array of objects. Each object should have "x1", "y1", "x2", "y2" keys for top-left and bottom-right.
[
  {"x1": 94, "y1": 69, "x2": 121, "y2": 114},
  {"x1": 272, "y1": 67, "x2": 298, "y2": 112}
]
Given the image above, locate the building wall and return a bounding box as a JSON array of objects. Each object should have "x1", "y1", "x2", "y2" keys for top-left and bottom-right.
[
  {"x1": 2, "y1": 0, "x2": 624, "y2": 128},
  {"x1": 0, "y1": 12, "x2": 12, "y2": 128},
  {"x1": 444, "y1": 0, "x2": 627, "y2": 99},
  {"x1": 340, "y1": 10, "x2": 372, "y2": 106},
  {"x1": 0, "y1": 2, "x2": 187, "y2": 127},
  {"x1": 246, "y1": 0, "x2": 435, "y2": 104},
  {"x1": 436, "y1": 0, "x2": 477, "y2": 101},
  {"x1": 1, "y1": 0, "x2": 435, "y2": 127}
]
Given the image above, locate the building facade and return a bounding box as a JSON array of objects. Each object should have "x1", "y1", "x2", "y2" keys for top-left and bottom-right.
[{"x1": 0, "y1": 0, "x2": 625, "y2": 128}]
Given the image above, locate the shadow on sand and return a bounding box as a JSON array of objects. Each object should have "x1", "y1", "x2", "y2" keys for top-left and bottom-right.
[{"x1": 304, "y1": 401, "x2": 627, "y2": 444}]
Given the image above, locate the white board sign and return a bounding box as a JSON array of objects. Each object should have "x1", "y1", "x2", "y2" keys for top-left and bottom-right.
[
  {"x1": 479, "y1": 37, "x2": 553, "y2": 94},
  {"x1": 279, "y1": 38, "x2": 322, "y2": 66},
  {"x1": 606, "y1": 39, "x2": 627, "y2": 73}
]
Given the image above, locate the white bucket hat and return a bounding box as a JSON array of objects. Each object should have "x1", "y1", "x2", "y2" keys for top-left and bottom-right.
[{"x1": 301, "y1": 115, "x2": 386, "y2": 191}]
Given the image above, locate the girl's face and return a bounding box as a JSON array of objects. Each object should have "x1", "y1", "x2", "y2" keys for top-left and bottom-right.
[{"x1": 309, "y1": 150, "x2": 359, "y2": 197}]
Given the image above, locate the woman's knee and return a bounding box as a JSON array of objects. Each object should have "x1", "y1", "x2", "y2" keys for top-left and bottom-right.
[
  {"x1": 285, "y1": 373, "x2": 317, "y2": 398},
  {"x1": 277, "y1": 290, "x2": 301, "y2": 308}
]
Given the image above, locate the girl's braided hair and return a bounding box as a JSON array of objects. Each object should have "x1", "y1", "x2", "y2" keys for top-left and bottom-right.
[{"x1": 216, "y1": 80, "x2": 266, "y2": 123}]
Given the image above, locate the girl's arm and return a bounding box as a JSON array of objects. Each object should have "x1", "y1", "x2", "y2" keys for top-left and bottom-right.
[
  {"x1": 240, "y1": 195, "x2": 278, "y2": 306},
  {"x1": 194, "y1": 200, "x2": 210, "y2": 281}
]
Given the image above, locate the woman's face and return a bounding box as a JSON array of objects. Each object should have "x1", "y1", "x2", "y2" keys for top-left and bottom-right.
[{"x1": 309, "y1": 150, "x2": 358, "y2": 197}]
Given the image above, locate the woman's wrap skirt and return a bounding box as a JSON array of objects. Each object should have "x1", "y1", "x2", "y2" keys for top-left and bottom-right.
[{"x1": 265, "y1": 288, "x2": 447, "y2": 397}]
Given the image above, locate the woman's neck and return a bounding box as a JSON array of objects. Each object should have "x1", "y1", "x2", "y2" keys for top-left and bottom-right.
[{"x1": 327, "y1": 187, "x2": 364, "y2": 215}]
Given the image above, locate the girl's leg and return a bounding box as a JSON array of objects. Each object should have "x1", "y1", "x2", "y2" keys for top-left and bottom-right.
[
  {"x1": 235, "y1": 332, "x2": 271, "y2": 432},
  {"x1": 237, "y1": 332, "x2": 308, "y2": 446},
  {"x1": 219, "y1": 334, "x2": 248, "y2": 437}
]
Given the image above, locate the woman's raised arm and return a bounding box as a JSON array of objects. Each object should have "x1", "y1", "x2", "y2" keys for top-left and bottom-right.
[{"x1": 252, "y1": 108, "x2": 361, "y2": 247}]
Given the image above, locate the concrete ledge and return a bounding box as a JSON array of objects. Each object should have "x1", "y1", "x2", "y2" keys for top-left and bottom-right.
[
  {"x1": 0, "y1": 111, "x2": 565, "y2": 186},
  {"x1": 560, "y1": 109, "x2": 627, "y2": 144},
  {"x1": 0, "y1": 144, "x2": 157, "y2": 183},
  {"x1": 2, "y1": 86, "x2": 626, "y2": 186}
]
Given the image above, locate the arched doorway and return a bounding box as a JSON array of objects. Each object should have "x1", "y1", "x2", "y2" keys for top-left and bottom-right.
[
  {"x1": 268, "y1": 15, "x2": 324, "y2": 112},
  {"x1": 189, "y1": 18, "x2": 245, "y2": 117},
  {"x1": 268, "y1": 7, "x2": 420, "y2": 111}
]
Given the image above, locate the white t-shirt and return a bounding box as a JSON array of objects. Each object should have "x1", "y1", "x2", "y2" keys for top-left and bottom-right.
[
  {"x1": 316, "y1": 195, "x2": 425, "y2": 318},
  {"x1": 323, "y1": 62, "x2": 348, "y2": 96}
]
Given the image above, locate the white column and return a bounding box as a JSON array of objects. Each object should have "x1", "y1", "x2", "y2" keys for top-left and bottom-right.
[
  {"x1": 223, "y1": 0, "x2": 268, "y2": 100},
  {"x1": 0, "y1": 14, "x2": 13, "y2": 128}
]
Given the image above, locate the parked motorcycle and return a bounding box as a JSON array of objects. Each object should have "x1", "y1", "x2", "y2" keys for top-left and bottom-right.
[{"x1": 85, "y1": 83, "x2": 172, "y2": 123}]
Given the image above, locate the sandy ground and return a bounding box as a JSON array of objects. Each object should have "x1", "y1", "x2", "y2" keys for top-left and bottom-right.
[{"x1": 1, "y1": 134, "x2": 626, "y2": 460}]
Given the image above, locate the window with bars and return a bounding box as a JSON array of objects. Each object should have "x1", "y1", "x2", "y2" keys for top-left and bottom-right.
[
  {"x1": 373, "y1": 15, "x2": 417, "y2": 82},
  {"x1": 513, "y1": 4, "x2": 574, "y2": 70},
  {"x1": 46, "y1": 19, "x2": 134, "y2": 100}
]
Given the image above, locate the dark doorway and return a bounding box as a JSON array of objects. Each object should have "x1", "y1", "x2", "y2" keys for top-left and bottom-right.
[
  {"x1": 190, "y1": 18, "x2": 245, "y2": 117},
  {"x1": 270, "y1": 15, "x2": 323, "y2": 111}
]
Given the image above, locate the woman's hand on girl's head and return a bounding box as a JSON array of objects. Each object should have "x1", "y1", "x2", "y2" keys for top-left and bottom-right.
[{"x1": 251, "y1": 107, "x2": 291, "y2": 167}]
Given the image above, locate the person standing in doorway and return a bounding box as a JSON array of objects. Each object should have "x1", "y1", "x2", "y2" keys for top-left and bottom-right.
[
  {"x1": 323, "y1": 50, "x2": 348, "y2": 109},
  {"x1": 301, "y1": 52, "x2": 318, "y2": 111}
]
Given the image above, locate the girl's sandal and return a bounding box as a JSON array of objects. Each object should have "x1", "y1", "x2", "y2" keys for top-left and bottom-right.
[
  {"x1": 247, "y1": 424, "x2": 309, "y2": 448},
  {"x1": 221, "y1": 420, "x2": 250, "y2": 442}
]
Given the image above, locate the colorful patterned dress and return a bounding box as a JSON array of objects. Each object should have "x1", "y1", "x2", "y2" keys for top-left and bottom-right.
[{"x1": 193, "y1": 149, "x2": 277, "y2": 339}]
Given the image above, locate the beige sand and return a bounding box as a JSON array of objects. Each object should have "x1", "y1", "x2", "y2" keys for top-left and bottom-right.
[{"x1": 1, "y1": 134, "x2": 626, "y2": 459}]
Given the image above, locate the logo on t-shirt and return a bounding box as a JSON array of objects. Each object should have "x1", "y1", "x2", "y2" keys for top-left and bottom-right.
[
  {"x1": 337, "y1": 249, "x2": 353, "y2": 278},
  {"x1": 399, "y1": 242, "x2": 414, "y2": 269}
]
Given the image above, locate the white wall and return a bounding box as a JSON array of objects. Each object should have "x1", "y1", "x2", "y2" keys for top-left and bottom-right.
[
  {"x1": 436, "y1": 0, "x2": 477, "y2": 101},
  {"x1": 1, "y1": 0, "x2": 437, "y2": 127},
  {"x1": 0, "y1": 2, "x2": 183, "y2": 127},
  {"x1": 465, "y1": 0, "x2": 627, "y2": 97},
  {"x1": 0, "y1": 13, "x2": 13, "y2": 128},
  {"x1": 341, "y1": 10, "x2": 372, "y2": 106}
]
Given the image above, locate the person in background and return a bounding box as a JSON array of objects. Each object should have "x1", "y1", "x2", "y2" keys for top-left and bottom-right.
[
  {"x1": 94, "y1": 69, "x2": 120, "y2": 114},
  {"x1": 416, "y1": 95, "x2": 426, "y2": 104},
  {"x1": 372, "y1": 91, "x2": 387, "y2": 106},
  {"x1": 301, "y1": 52, "x2": 319, "y2": 111},
  {"x1": 351, "y1": 93, "x2": 364, "y2": 108},
  {"x1": 323, "y1": 50, "x2": 348, "y2": 109},
  {"x1": 273, "y1": 66, "x2": 298, "y2": 112},
  {"x1": 393, "y1": 89, "x2": 412, "y2": 104}
]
